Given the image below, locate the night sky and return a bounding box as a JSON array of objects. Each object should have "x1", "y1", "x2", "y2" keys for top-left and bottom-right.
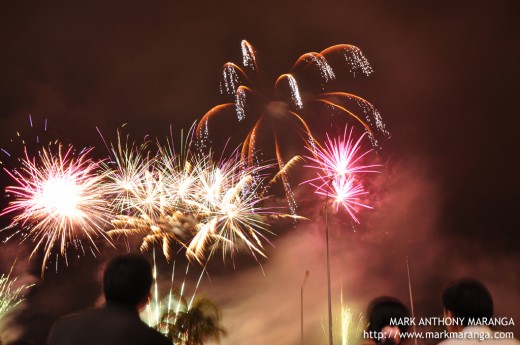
[{"x1": 0, "y1": 1, "x2": 519, "y2": 345}]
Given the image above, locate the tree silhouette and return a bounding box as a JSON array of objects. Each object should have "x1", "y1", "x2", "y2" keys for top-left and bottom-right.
[{"x1": 160, "y1": 296, "x2": 227, "y2": 345}]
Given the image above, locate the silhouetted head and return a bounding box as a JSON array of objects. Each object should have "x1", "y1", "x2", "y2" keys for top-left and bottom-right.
[
  {"x1": 103, "y1": 254, "x2": 153, "y2": 309},
  {"x1": 441, "y1": 278, "x2": 493, "y2": 325},
  {"x1": 367, "y1": 296, "x2": 410, "y2": 345}
]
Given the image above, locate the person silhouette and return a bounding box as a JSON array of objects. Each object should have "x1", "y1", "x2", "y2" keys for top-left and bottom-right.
[
  {"x1": 363, "y1": 296, "x2": 410, "y2": 345},
  {"x1": 47, "y1": 254, "x2": 171, "y2": 345},
  {"x1": 438, "y1": 278, "x2": 520, "y2": 345}
]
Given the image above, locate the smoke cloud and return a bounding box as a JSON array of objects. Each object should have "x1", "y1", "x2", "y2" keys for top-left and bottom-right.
[{"x1": 181, "y1": 157, "x2": 520, "y2": 344}]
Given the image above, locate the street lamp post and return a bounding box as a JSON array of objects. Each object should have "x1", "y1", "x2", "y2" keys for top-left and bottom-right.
[
  {"x1": 325, "y1": 199, "x2": 334, "y2": 345},
  {"x1": 301, "y1": 270, "x2": 310, "y2": 345}
]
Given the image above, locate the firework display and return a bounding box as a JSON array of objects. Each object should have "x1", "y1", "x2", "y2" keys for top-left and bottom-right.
[
  {"x1": 196, "y1": 40, "x2": 388, "y2": 214},
  {"x1": 304, "y1": 125, "x2": 379, "y2": 223},
  {"x1": 1, "y1": 144, "x2": 113, "y2": 272},
  {"x1": 198, "y1": 40, "x2": 387, "y2": 153},
  {"x1": 105, "y1": 136, "x2": 290, "y2": 263},
  {"x1": 0, "y1": 41, "x2": 385, "y2": 345},
  {"x1": 1, "y1": 128, "x2": 299, "y2": 271},
  {"x1": 0, "y1": 270, "x2": 29, "y2": 320},
  {"x1": 339, "y1": 292, "x2": 365, "y2": 345},
  {"x1": 0, "y1": 41, "x2": 385, "y2": 273},
  {"x1": 3, "y1": 4, "x2": 514, "y2": 343}
]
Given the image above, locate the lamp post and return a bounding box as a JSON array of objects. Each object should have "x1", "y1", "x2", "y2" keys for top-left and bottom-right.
[
  {"x1": 301, "y1": 270, "x2": 310, "y2": 345},
  {"x1": 406, "y1": 257, "x2": 418, "y2": 345},
  {"x1": 325, "y1": 197, "x2": 334, "y2": 345}
]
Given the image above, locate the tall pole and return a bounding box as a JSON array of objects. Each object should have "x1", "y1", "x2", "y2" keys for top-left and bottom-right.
[
  {"x1": 406, "y1": 257, "x2": 418, "y2": 345},
  {"x1": 301, "y1": 270, "x2": 310, "y2": 345},
  {"x1": 325, "y1": 200, "x2": 334, "y2": 345}
]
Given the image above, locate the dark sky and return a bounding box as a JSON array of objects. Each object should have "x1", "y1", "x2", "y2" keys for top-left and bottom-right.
[{"x1": 0, "y1": 1, "x2": 519, "y2": 344}]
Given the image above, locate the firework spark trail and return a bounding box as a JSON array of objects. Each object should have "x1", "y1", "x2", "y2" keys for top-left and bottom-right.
[
  {"x1": 1, "y1": 144, "x2": 113, "y2": 274},
  {"x1": 199, "y1": 39, "x2": 387, "y2": 154},
  {"x1": 1, "y1": 116, "x2": 51, "y2": 167},
  {"x1": 303, "y1": 125, "x2": 380, "y2": 223},
  {"x1": 0, "y1": 267, "x2": 30, "y2": 319},
  {"x1": 292, "y1": 52, "x2": 336, "y2": 86},
  {"x1": 156, "y1": 128, "x2": 202, "y2": 213},
  {"x1": 322, "y1": 44, "x2": 373, "y2": 77},
  {"x1": 153, "y1": 248, "x2": 160, "y2": 326},
  {"x1": 175, "y1": 264, "x2": 190, "y2": 324},
  {"x1": 273, "y1": 133, "x2": 298, "y2": 216},
  {"x1": 104, "y1": 137, "x2": 162, "y2": 218},
  {"x1": 167, "y1": 260, "x2": 175, "y2": 315},
  {"x1": 267, "y1": 155, "x2": 305, "y2": 187},
  {"x1": 149, "y1": 261, "x2": 208, "y2": 337},
  {"x1": 187, "y1": 266, "x2": 206, "y2": 310},
  {"x1": 103, "y1": 133, "x2": 190, "y2": 261},
  {"x1": 146, "y1": 259, "x2": 204, "y2": 330},
  {"x1": 339, "y1": 291, "x2": 365, "y2": 345},
  {"x1": 147, "y1": 252, "x2": 206, "y2": 329},
  {"x1": 341, "y1": 291, "x2": 352, "y2": 345}
]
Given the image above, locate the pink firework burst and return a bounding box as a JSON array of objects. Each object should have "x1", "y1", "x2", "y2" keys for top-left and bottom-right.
[
  {"x1": 1, "y1": 144, "x2": 112, "y2": 273},
  {"x1": 305, "y1": 126, "x2": 379, "y2": 183},
  {"x1": 311, "y1": 175, "x2": 370, "y2": 224},
  {"x1": 304, "y1": 126, "x2": 380, "y2": 223}
]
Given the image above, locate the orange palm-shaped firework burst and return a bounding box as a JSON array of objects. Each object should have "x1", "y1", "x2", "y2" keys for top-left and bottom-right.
[{"x1": 196, "y1": 40, "x2": 388, "y2": 211}]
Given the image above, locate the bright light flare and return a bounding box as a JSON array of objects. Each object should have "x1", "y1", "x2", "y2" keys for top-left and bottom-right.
[
  {"x1": 175, "y1": 152, "x2": 279, "y2": 263},
  {"x1": 39, "y1": 176, "x2": 82, "y2": 218}
]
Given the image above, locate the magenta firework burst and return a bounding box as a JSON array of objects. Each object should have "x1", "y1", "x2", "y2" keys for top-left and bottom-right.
[{"x1": 304, "y1": 126, "x2": 380, "y2": 223}]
